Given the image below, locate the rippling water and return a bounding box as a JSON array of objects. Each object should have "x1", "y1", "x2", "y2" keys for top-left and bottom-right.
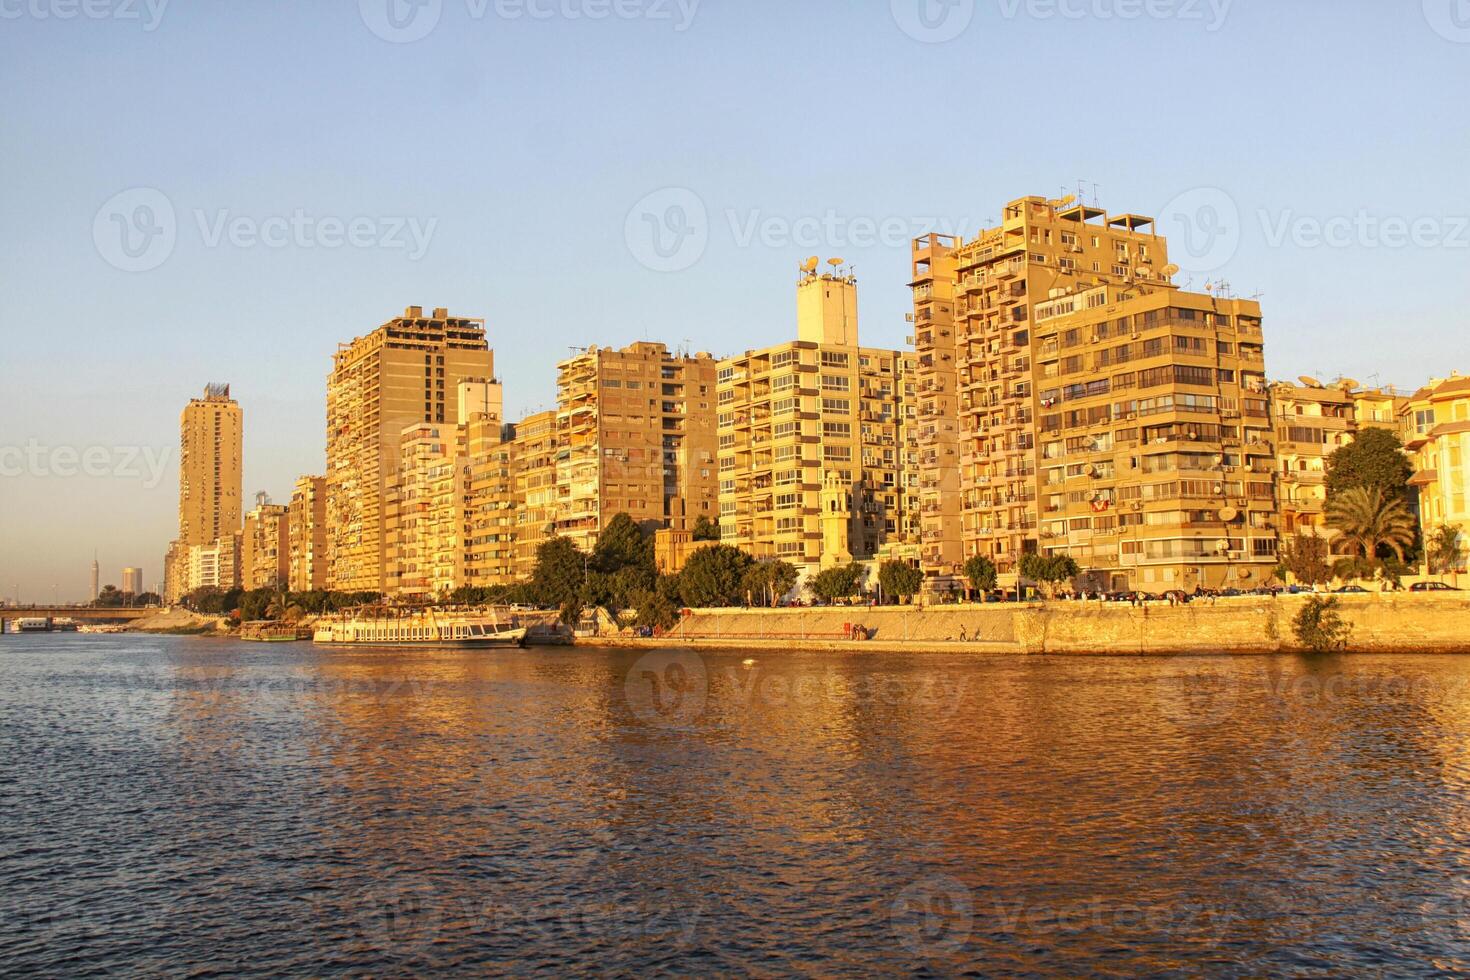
[{"x1": 3, "y1": 635, "x2": 1470, "y2": 976}]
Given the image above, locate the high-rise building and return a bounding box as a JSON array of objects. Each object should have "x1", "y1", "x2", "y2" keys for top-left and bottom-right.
[
  {"x1": 717, "y1": 265, "x2": 916, "y2": 577},
  {"x1": 90, "y1": 554, "x2": 100, "y2": 601},
  {"x1": 164, "y1": 383, "x2": 244, "y2": 603},
  {"x1": 914, "y1": 196, "x2": 1279, "y2": 592},
  {"x1": 288, "y1": 476, "x2": 329, "y2": 592},
  {"x1": 553, "y1": 342, "x2": 718, "y2": 555},
  {"x1": 326, "y1": 306, "x2": 495, "y2": 593},
  {"x1": 241, "y1": 492, "x2": 291, "y2": 590},
  {"x1": 1402, "y1": 373, "x2": 1470, "y2": 546},
  {"x1": 1269, "y1": 380, "x2": 1356, "y2": 536},
  {"x1": 178, "y1": 384, "x2": 243, "y2": 547},
  {"x1": 460, "y1": 394, "x2": 519, "y2": 588},
  {"x1": 121, "y1": 567, "x2": 143, "y2": 595},
  {"x1": 510, "y1": 409, "x2": 563, "y2": 576}
]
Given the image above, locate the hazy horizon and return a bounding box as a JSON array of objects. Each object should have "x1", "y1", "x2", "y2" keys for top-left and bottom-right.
[{"x1": 3, "y1": 0, "x2": 1469, "y2": 600}]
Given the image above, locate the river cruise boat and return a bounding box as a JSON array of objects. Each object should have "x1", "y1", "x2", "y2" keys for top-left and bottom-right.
[
  {"x1": 312, "y1": 607, "x2": 527, "y2": 647},
  {"x1": 241, "y1": 621, "x2": 313, "y2": 643}
]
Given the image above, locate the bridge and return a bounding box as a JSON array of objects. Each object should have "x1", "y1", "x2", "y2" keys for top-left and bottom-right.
[{"x1": 1, "y1": 606, "x2": 155, "y2": 626}]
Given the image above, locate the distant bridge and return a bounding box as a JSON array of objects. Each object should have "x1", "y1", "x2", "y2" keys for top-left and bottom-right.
[{"x1": 1, "y1": 606, "x2": 154, "y2": 625}]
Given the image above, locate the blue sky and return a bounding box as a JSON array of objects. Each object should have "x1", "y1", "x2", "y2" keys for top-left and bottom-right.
[{"x1": 2, "y1": 0, "x2": 1468, "y2": 599}]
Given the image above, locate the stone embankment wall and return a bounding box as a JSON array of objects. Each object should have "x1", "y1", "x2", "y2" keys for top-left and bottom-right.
[{"x1": 662, "y1": 594, "x2": 1470, "y2": 654}]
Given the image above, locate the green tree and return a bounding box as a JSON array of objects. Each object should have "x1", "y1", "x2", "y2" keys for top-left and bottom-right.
[
  {"x1": 808, "y1": 563, "x2": 867, "y2": 603},
  {"x1": 739, "y1": 559, "x2": 798, "y2": 607},
  {"x1": 1293, "y1": 596, "x2": 1352, "y2": 653},
  {"x1": 677, "y1": 545, "x2": 755, "y2": 607},
  {"x1": 1428, "y1": 523, "x2": 1466, "y2": 577},
  {"x1": 1326, "y1": 486, "x2": 1416, "y2": 567},
  {"x1": 962, "y1": 555, "x2": 998, "y2": 599},
  {"x1": 1277, "y1": 531, "x2": 1332, "y2": 587},
  {"x1": 592, "y1": 512, "x2": 652, "y2": 574},
  {"x1": 626, "y1": 587, "x2": 679, "y2": 631},
  {"x1": 1325, "y1": 427, "x2": 1413, "y2": 500},
  {"x1": 1019, "y1": 553, "x2": 1080, "y2": 599},
  {"x1": 94, "y1": 585, "x2": 125, "y2": 608},
  {"x1": 237, "y1": 588, "x2": 275, "y2": 622},
  {"x1": 691, "y1": 515, "x2": 721, "y2": 541},
  {"x1": 877, "y1": 560, "x2": 923, "y2": 603},
  {"x1": 531, "y1": 536, "x2": 587, "y2": 608}
]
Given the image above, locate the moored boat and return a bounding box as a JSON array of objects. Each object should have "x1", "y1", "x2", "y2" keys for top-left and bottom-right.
[
  {"x1": 241, "y1": 621, "x2": 313, "y2": 643},
  {"x1": 312, "y1": 606, "x2": 527, "y2": 647}
]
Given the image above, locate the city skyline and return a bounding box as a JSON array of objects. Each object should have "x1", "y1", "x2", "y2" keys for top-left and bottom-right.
[{"x1": 4, "y1": 1, "x2": 1470, "y2": 596}]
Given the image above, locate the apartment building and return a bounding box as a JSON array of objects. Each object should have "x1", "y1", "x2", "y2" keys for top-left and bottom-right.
[
  {"x1": 164, "y1": 383, "x2": 244, "y2": 602},
  {"x1": 717, "y1": 266, "x2": 914, "y2": 575},
  {"x1": 288, "y1": 476, "x2": 329, "y2": 592},
  {"x1": 461, "y1": 410, "x2": 519, "y2": 588},
  {"x1": 240, "y1": 493, "x2": 290, "y2": 590},
  {"x1": 510, "y1": 409, "x2": 562, "y2": 576},
  {"x1": 914, "y1": 196, "x2": 1278, "y2": 592},
  {"x1": 326, "y1": 306, "x2": 495, "y2": 593},
  {"x1": 1269, "y1": 380, "x2": 1355, "y2": 535},
  {"x1": 553, "y1": 342, "x2": 718, "y2": 554},
  {"x1": 1403, "y1": 373, "x2": 1470, "y2": 542}
]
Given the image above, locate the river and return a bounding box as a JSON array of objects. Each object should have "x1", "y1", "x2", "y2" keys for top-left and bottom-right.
[{"x1": 2, "y1": 635, "x2": 1468, "y2": 975}]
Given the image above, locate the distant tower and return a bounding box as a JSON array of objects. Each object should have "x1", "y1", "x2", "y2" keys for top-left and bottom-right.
[
  {"x1": 819, "y1": 471, "x2": 853, "y2": 569},
  {"x1": 90, "y1": 552, "x2": 100, "y2": 601}
]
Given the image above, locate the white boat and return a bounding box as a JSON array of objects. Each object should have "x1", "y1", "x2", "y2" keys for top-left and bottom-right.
[{"x1": 312, "y1": 606, "x2": 528, "y2": 647}]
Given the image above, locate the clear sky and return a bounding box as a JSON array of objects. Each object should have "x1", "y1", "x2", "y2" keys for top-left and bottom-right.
[{"x1": 2, "y1": 0, "x2": 1468, "y2": 601}]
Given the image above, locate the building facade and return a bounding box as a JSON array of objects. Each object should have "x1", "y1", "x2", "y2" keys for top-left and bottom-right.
[
  {"x1": 1403, "y1": 374, "x2": 1470, "y2": 550},
  {"x1": 553, "y1": 342, "x2": 718, "y2": 555},
  {"x1": 1269, "y1": 380, "x2": 1355, "y2": 536},
  {"x1": 510, "y1": 409, "x2": 563, "y2": 576},
  {"x1": 913, "y1": 196, "x2": 1279, "y2": 592},
  {"x1": 121, "y1": 567, "x2": 143, "y2": 596},
  {"x1": 325, "y1": 307, "x2": 495, "y2": 593},
  {"x1": 717, "y1": 267, "x2": 915, "y2": 576},
  {"x1": 164, "y1": 384, "x2": 244, "y2": 603},
  {"x1": 288, "y1": 476, "x2": 329, "y2": 592},
  {"x1": 241, "y1": 493, "x2": 291, "y2": 590}
]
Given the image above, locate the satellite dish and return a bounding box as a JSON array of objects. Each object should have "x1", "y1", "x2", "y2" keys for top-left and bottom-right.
[
  {"x1": 1218, "y1": 506, "x2": 1239, "y2": 522},
  {"x1": 1161, "y1": 263, "x2": 1180, "y2": 277},
  {"x1": 827, "y1": 257, "x2": 844, "y2": 269},
  {"x1": 1135, "y1": 267, "x2": 1152, "y2": 277},
  {"x1": 1298, "y1": 375, "x2": 1322, "y2": 388},
  {"x1": 1057, "y1": 194, "x2": 1076, "y2": 207},
  {"x1": 1340, "y1": 377, "x2": 1361, "y2": 390},
  {"x1": 1216, "y1": 539, "x2": 1231, "y2": 553},
  {"x1": 802, "y1": 256, "x2": 819, "y2": 274}
]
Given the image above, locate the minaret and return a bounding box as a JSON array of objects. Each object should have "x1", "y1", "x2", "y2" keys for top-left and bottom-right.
[{"x1": 90, "y1": 552, "x2": 100, "y2": 601}]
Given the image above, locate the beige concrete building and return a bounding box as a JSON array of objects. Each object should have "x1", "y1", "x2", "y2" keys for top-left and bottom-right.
[
  {"x1": 241, "y1": 493, "x2": 291, "y2": 590},
  {"x1": 914, "y1": 196, "x2": 1279, "y2": 592},
  {"x1": 510, "y1": 409, "x2": 563, "y2": 575},
  {"x1": 121, "y1": 567, "x2": 143, "y2": 596},
  {"x1": 1403, "y1": 374, "x2": 1470, "y2": 550},
  {"x1": 461, "y1": 409, "x2": 520, "y2": 588},
  {"x1": 288, "y1": 476, "x2": 329, "y2": 592},
  {"x1": 326, "y1": 306, "x2": 495, "y2": 593},
  {"x1": 164, "y1": 383, "x2": 244, "y2": 602},
  {"x1": 1269, "y1": 380, "x2": 1355, "y2": 535},
  {"x1": 553, "y1": 342, "x2": 718, "y2": 555},
  {"x1": 717, "y1": 266, "x2": 915, "y2": 575}
]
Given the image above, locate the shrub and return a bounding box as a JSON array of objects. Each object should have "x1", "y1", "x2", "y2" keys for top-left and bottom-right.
[{"x1": 1293, "y1": 596, "x2": 1352, "y2": 653}]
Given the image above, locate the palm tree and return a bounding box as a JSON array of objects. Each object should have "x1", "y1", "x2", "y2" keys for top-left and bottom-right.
[{"x1": 1326, "y1": 487, "x2": 1416, "y2": 567}]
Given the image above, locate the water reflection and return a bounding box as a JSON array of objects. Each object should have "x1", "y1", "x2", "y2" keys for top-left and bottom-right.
[{"x1": 2, "y1": 636, "x2": 1468, "y2": 975}]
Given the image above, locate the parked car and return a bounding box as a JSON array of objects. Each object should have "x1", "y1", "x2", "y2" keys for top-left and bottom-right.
[
  {"x1": 1334, "y1": 585, "x2": 1370, "y2": 594},
  {"x1": 1410, "y1": 581, "x2": 1462, "y2": 592}
]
